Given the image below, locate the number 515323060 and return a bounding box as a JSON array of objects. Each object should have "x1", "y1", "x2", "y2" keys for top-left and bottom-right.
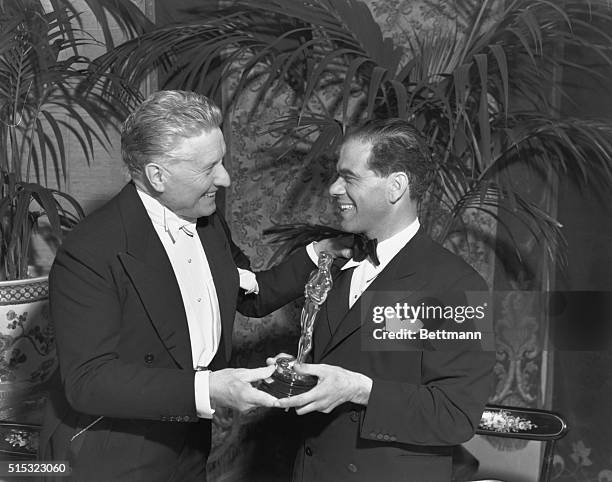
[{"x1": 1, "y1": 461, "x2": 71, "y2": 476}]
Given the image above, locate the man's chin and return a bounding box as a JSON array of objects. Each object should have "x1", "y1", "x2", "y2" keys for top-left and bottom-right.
[
  {"x1": 339, "y1": 219, "x2": 359, "y2": 234},
  {"x1": 200, "y1": 207, "x2": 217, "y2": 217},
  {"x1": 192, "y1": 203, "x2": 217, "y2": 218}
]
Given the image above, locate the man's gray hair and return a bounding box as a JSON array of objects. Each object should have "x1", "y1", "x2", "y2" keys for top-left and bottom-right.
[{"x1": 121, "y1": 90, "x2": 222, "y2": 175}]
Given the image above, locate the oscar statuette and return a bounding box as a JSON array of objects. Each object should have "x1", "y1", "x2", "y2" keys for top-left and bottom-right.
[{"x1": 260, "y1": 251, "x2": 334, "y2": 398}]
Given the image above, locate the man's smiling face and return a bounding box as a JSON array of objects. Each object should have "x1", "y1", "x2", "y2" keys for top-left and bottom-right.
[
  {"x1": 158, "y1": 127, "x2": 230, "y2": 219},
  {"x1": 329, "y1": 138, "x2": 391, "y2": 239}
]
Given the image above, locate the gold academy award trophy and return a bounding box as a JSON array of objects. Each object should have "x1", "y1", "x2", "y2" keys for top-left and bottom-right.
[{"x1": 260, "y1": 251, "x2": 334, "y2": 398}]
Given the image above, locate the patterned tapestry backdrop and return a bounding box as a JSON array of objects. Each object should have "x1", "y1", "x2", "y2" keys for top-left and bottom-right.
[{"x1": 210, "y1": 1, "x2": 549, "y2": 481}]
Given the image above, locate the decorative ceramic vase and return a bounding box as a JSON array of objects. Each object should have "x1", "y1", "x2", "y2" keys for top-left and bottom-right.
[{"x1": 0, "y1": 276, "x2": 56, "y2": 422}]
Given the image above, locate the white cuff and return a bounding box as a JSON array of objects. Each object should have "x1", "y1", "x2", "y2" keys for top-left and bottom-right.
[
  {"x1": 306, "y1": 242, "x2": 319, "y2": 266},
  {"x1": 238, "y1": 268, "x2": 259, "y2": 294},
  {"x1": 194, "y1": 370, "x2": 215, "y2": 419}
]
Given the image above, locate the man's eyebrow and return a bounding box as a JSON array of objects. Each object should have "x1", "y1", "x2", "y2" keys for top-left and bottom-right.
[
  {"x1": 205, "y1": 159, "x2": 222, "y2": 170},
  {"x1": 337, "y1": 167, "x2": 357, "y2": 177}
]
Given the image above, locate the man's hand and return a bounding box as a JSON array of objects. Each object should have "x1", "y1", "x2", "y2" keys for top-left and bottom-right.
[
  {"x1": 314, "y1": 236, "x2": 353, "y2": 259},
  {"x1": 209, "y1": 366, "x2": 279, "y2": 412},
  {"x1": 265, "y1": 353, "x2": 294, "y2": 366},
  {"x1": 277, "y1": 363, "x2": 372, "y2": 415}
]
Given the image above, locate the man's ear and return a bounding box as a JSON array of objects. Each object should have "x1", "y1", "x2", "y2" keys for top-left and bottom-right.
[
  {"x1": 388, "y1": 172, "x2": 409, "y2": 203},
  {"x1": 143, "y1": 163, "x2": 166, "y2": 194}
]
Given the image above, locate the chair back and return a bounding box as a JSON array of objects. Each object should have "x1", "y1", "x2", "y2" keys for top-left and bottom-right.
[
  {"x1": 473, "y1": 404, "x2": 568, "y2": 482},
  {"x1": 0, "y1": 422, "x2": 40, "y2": 459}
]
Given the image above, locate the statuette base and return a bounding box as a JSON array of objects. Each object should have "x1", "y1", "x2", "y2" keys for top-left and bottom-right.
[{"x1": 259, "y1": 357, "x2": 317, "y2": 398}]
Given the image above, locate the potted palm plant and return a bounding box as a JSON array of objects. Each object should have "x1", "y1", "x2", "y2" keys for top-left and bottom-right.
[
  {"x1": 96, "y1": 0, "x2": 612, "y2": 265},
  {"x1": 0, "y1": 0, "x2": 148, "y2": 422}
]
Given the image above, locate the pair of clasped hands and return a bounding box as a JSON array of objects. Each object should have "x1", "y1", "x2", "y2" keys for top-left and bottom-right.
[
  {"x1": 209, "y1": 237, "x2": 372, "y2": 415},
  {"x1": 209, "y1": 354, "x2": 372, "y2": 416}
]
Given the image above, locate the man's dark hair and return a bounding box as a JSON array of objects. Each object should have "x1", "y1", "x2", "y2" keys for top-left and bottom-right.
[{"x1": 345, "y1": 118, "x2": 434, "y2": 201}]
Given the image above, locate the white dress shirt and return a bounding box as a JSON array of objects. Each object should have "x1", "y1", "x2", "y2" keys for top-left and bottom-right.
[
  {"x1": 137, "y1": 190, "x2": 258, "y2": 418},
  {"x1": 307, "y1": 219, "x2": 421, "y2": 309}
]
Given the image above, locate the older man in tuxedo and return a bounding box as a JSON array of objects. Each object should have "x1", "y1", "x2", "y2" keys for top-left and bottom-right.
[
  {"x1": 277, "y1": 119, "x2": 495, "y2": 482},
  {"x1": 39, "y1": 90, "x2": 344, "y2": 481}
]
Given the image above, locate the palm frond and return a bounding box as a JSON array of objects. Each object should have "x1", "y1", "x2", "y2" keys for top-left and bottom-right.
[
  {"x1": 95, "y1": 0, "x2": 612, "y2": 270},
  {"x1": 1, "y1": 0, "x2": 142, "y2": 279}
]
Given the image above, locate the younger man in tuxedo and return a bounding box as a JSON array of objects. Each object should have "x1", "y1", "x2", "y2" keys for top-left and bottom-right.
[{"x1": 277, "y1": 119, "x2": 495, "y2": 482}]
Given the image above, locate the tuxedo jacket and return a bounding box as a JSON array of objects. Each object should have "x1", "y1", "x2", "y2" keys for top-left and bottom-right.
[
  {"x1": 39, "y1": 183, "x2": 314, "y2": 482},
  {"x1": 293, "y1": 228, "x2": 495, "y2": 482}
]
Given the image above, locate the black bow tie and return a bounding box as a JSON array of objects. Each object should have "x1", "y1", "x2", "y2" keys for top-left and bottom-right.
[{"x1": 352, "y1": 234, "x2": 380, "y2": 266}]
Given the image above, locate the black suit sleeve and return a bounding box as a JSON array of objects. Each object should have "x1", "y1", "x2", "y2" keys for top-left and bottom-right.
[
  {"x1": 214, "y1": 212, "x2": 316, "y2": 317},
  {"x1": 238, "y1": 248, "x2": 315, "y2": 317}
]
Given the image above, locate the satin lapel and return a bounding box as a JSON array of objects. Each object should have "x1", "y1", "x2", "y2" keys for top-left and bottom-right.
[
  {"x1": 196, "y1": 215, "x2": 239, "y2": 362},
  {"x1": 312, "y1": 302, "x2": 330, "y2": 362},
  {"x1": 325, "y1": 265, "x2": 353, "y2": 334},
  {"x1": 116, "y1": 184, "x2": 192, "y2": 369},
  {"x1": 318, "y1": 228, "x2": 431, "y2": 361},
  {"x1": 313, "y1": 262, "x2": 348, "y2": 362}
]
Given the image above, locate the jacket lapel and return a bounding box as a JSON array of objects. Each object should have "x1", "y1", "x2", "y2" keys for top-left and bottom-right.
[
  {"x1": 318, "y1": 228, "x2": 431, "y2": 361},
  {"x1": 116, "y1": 184, "x2": 193, "y2": 369},
  {"x1": 196, "y1": 215, "x2": 239, "y2": 362},
  {"x1": 313, "y1": 302, "x2": 331, "y2": 362},
  {"x1": 313, "y1": 260, "x2": 350, "y2": 361}
]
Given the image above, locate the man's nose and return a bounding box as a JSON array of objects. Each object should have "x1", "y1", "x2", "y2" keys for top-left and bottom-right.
[
  {"x1": 214, "y1": 163, "x2": 231, "y2": 187},
  {"x1": 329, "y1": 176, "x2": 345, "y2": 196}
]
